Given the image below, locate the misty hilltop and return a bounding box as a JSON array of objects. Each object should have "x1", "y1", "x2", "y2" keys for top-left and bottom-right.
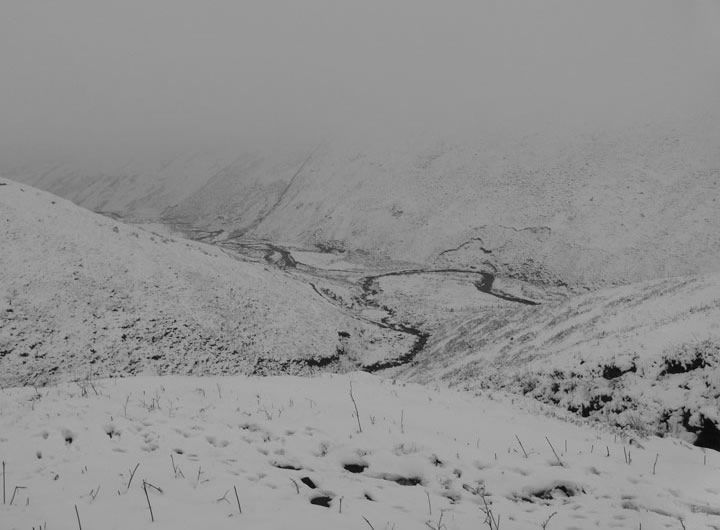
[
  {"x1": 3, "y1": 0, "x2": 720, "y2": 293},
  {"x1": 7, "y1": 117, "x2": 720, "y2": 292}
]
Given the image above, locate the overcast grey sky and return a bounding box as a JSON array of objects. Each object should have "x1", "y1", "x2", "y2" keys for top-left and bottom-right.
[{"x1": 1, "y1": 0, "x2": 719, "y2": 162}]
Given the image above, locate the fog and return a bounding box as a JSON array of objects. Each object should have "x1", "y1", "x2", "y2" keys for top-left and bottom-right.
[{"x1": 2, "y1": 0, "x2": 719, "y2": 164}]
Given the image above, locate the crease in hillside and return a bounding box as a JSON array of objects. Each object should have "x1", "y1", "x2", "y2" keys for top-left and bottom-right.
[{"x1": 238, "y1": 147, "x2": 319, "y2": 237}]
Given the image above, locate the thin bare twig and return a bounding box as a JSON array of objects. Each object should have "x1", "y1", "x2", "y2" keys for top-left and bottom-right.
[
  {"x1": 545, "y1": 437, "x2": 564, "y2": 467},
  {"x1": 90, "y1": 484, "x2": 101, "y2": 501},
  {"x1": 425, "y1": 510, "x2": 446, "y2": 530},
  {"x1": 541, "y1": 511, "x2": 557, "y2": 529},
  {"x1": 144, "y1": 481, "x2": 163, "y2": 494},
  {"x1": 514, "y1": 434, "x2": 529, "y2": 458},
  {"x1": 349, "y1": 381, "x2": 362, "y2": 433},
  {"x1": 10, "y1": 486, "x2": 25, "y2": 505},
  {"x1": 362, "y1": 515, "x2": 376, "y2": 530},
  {"x1": 290, "y1": 478, "x2": 299, "y2": 494},
  {"x1": 127, "y1": 463, "x2": 140, "y2": 490},
  {"x1": 480, "y1": 491, "x2": 501, "y2": 530},
  {"x1": 216, "y1": 490, "x2": 230, "y2": 504},
  {"x1": 143, "y1": 480, "x2": 155, "y2": 522},
  {"x1": 123, "y1": 394, "x2": 131, "y2": 417},
  {"x1": 233, "y1": 485, "x2": 242, "y2": 514},
  {"x1": 75, "y1": 504, "x2": 82, "y2": 530}
]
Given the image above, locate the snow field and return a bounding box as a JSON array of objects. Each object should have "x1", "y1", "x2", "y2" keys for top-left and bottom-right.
[
  {"x1": 404, "y1": 271, "x2": 720, "y2": 444},
  {"x1": 0, "y1": 179, "x2": 412, "y2": 387},
  {"x1": 1, "y1": 373, "x2": 718, "y2": 529}
]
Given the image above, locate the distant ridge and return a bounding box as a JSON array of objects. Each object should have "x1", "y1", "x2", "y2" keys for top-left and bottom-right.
[{"x1": 7, "y1": 118, "x2": 720, "y2": 291}]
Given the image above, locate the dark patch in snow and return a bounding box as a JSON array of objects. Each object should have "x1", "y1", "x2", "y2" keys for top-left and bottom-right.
[
  {"x1": 343, "y1": 463, "x2": 367, "y2": 473},
  {"x1": 526, "y1": 482, "x2": 584, "y2": 501},
  {"x1": 374, "y1": 473, "x2": 423, "y2": 486},
  {"x1": 660, "y1": 352, "x2": 709, "y2": 376},
  {"x1": 252, "y1": 353, "x2": 340, "y2": 376},
  {"x1": 602, "y1": 363, "x2": 636, "y2": 380},
  {"x1": 309, "y1": 495, "x2": 333, "y2": 507},
  {"x1": 300, "y1": 477, "x2": 317, "y2": 489},
  {"x1": 270, "y1": 461, "x2": 303, "y2": 471},
  {"x1": 694, "y1": 417, "x2": 720, "y2": 452},
  {"x1": 104, "y1": 424, "x2": 120, "y2": 439},
  {"x1": 62, "y1": 428, "x2": 75, "y2": 445},
  {"x1": 429, "y1": 454, "x2": 444, "y2": 467},
  {"x1": 394, "y1": 476, "x2": 423, "y2": 486},
  {"x1": 570, "y1": 393, "x2": 613, "y2": 418}
]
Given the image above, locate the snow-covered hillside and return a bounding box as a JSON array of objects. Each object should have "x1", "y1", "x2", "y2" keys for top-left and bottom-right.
[
  {"x1": 2, "y1": 2, "x2": 719, "y2": 527},
  {"x1": 0, "y1": 179, "x2": 413, "y2": 387},
  {"x1": 7, "y1": 118, "x2": 720, "y2": 291},
  {"x1": 2, "y1": 374, "x2": 719, "y2": 530},
  {"x1": 397, "y1": 272, "x2": 720, "y2": 450},
  {"x1": 172, "y1": 121, "x2": 720, "y2": 290},
  {"x1": 1, "y1": 147, "x2": 243, "y2": 222},
  {"x1": 3, "y1": 177, "x2": 719, "y2": 453}
]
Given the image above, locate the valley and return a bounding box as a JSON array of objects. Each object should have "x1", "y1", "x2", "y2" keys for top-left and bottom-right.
[
  {"x1": 146, "y1": 215, "x2": 720, "y2": 453},
  {"x1": 2, "y1": 1, "x2": 720, "y2": 527},
  {"x1": 161, "y1": 219, "x2": 550, "y2": 371}
]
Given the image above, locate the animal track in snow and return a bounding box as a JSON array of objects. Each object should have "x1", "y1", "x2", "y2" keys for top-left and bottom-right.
[
  {"x1": 205, "y1": 435, "x2": 230, "y2": 448},
  {"x1": 61, "y1": 428, "x2": 75, "y2": 445}
]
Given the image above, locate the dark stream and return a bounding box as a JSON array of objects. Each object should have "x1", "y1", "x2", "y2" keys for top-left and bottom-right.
[{"x1": 162, "y1": 222, "x2": 537, "y2": 370}]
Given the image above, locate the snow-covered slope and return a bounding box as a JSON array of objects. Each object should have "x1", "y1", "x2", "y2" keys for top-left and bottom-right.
[
  {"x1": 7, "y1": 117, "x2": 720, "y2": 291},
  {"x1": 1, "y1": 373, "x2": 719, "y2": 530},
  {"x1": 398, "y1": 273, "x2": 720, "y2": 450},
  {"x1": 170, "y1": 121, "x2": 720, "y2": 292},
  {"x1": 1, "y1": 147, "x2": 241, "y2": 221},
  {"x1": 0, "y1": 179, "x2": 413, "y2": 387}
]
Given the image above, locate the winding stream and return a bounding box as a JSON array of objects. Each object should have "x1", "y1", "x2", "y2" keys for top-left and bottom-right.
[{"x1": 162, "y1": 221, "x2": 539, "y2": 371}]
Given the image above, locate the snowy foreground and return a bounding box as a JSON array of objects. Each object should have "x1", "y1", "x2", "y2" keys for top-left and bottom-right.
[{"x1": 1, "y1": 374, "x2": 718, "y2": 530}]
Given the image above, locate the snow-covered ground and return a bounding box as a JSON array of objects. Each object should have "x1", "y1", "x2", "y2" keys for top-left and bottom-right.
[
  {"x1": 2, "y1": 3, "x2": 719, "y2": 527},
  {"x1": 400, "y1": 272, "x2": 720, "y2": 448},
  {"x1": 2, "y1": 373, "x2": 719, "y2": 530},
  {"x1": 3, "y1": 178, "x2": 720, "y2": 528},
  {"x1": 0, "y1": 178, "x2": 413, "y2": 387}
]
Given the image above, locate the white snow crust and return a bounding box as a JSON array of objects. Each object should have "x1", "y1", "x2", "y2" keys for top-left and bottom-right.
[{"x1": 1, "y1": 373, "x2": 718, "y2": 529}]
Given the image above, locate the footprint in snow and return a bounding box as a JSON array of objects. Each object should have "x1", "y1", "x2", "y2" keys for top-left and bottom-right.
[
  {"x1": 61, "y1": 428, "x2": 76, "y2": 445},
  {"x1": 270, "y1": 459, "x2": 303, "y2": 471},
  {"x1": 206, "y1": 435, "x2": 230, "y2": 448}
]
